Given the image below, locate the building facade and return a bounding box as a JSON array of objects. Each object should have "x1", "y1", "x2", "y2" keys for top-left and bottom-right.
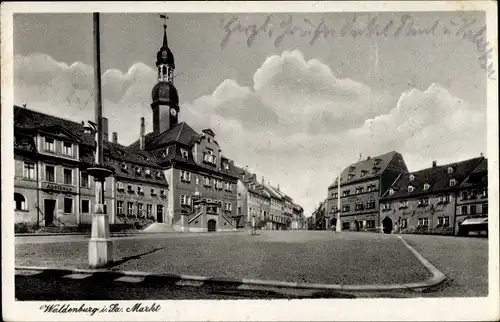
[
  {"x1": 379, "y1": 157, "x2": 485, "y2": 235},
  {"x1": 326, "y1": 151, "x2": 408, "y2": 232},
  {"x1": 235, "y1": 168, "x2": 271, "y2": 228}
]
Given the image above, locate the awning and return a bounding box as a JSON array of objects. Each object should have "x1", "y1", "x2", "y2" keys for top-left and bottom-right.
[{"x1": 460, "y1": 217, "x2": 488, "y2": 226}]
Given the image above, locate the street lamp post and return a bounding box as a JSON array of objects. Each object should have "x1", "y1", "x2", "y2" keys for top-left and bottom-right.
[
  {"x1": 335, "y1": 171, "x2": 342, "y2": 232},
  {"x1": 87, "y1": 12, "x2": 113, "y2": 268}
]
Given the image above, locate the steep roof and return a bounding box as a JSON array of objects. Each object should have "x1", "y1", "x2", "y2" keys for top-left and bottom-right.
[
  {"x1": 129, "y1": 122, "x2": 200, "y2": 150},
  {"x1": 381, "y1": 156, "x2": 485, "y2": 200},
  {"x1": 14, "y1": 105, "x2": 94, "y2": 146},
  {"x1": 328, "y1": 151, "x2": 400, "y2": 188},
  {"x1": 460, "y1": 157, "x2": 488, "y2": 188},
  {"x1": 233, "y1": 165, "x2": 271, "y2": 198}
]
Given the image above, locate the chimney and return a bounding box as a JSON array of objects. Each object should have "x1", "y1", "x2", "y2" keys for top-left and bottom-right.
[
  {"x1": 367, "y1": 156, "x2": 371, "y2": 160},
  {"x1": 262, "y1": 176, "x2": 264, "y2": 184},
  {"x1": 277, "y1": 184, "x2": 280, "y2": 191},
  {"x1": 112, "y1": 132, "x2": 118, "y2": 144},
  {"x1": 480, "y1": 152, "x2": 483, "y2": 157},
  {"x1": 432, "y1": 160, "x2": 437, "y2": 168},
  {"x1": 102, "y1": 117, "x2": 109, "y2": 142},
  {"x1": 139, "y1": 117, "x2": 145, "y2": 150}
]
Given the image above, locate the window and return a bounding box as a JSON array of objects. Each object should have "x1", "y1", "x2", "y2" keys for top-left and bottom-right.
[
  {"x1": 482, "y1": 187, "x2": 488, "y2": 198},
  {"x1": 423, "y1": 183, "x2": 430, "y2": 191},
  {"x1": 449, "y1": 178, "x2": 456, "y2": 187},
  {"x1": 117, "y1": 201, "x2": 124, "y2": 215},
  {"x1": 445, "y1": 194, "x2": 451, "y2": 203},
  {"x1": 116, "y1": 182, "x2": 124, "y2": 191},
  {"x1": 196, "y1": 176, "x2": 200, "y2": 185},
  {"x1": 145, "y1": 168, "x2": 151, "y2": 176},
  {"x1": 482, "y1": 204, "x2": 488, "y2": 214},
  {"x1": 470, "y1": 205, "x2": 476, "y2": 214},
  {"x1": 64, "y1": 198, "x2": 73, "y2": 214},
  {"x1": 23, "y1": 162, "x2": 35, "y2": 179},
  {"x1": 180, "y1": 195, "x2": 191, "y2": 206},
  {"x1": 81, "y1": 200, "x2": 90, "y2": 213},
  {"x1": 45, "y1": 165, "x2": 55, "y2": 182},
  {"x1": 80, "y1": 172, "x2": 90, "y2": 188},
  {"x1": 180, "y1": 148, "x2": 189, "y2": 159},
  {"x1": 417, "y1": 218, "x2": 423, "y2": 227},
  {"x1": 366, "y1": 200, "x2": 376, "y2": 209},
  {"x1": 157, "y1": 205, "x2": 164, "y2": 218},
  {"x1": 409, "y1": 174, "x2": 415, "y2": 181},
  {"x1": 461, "y1": 205, "x2": 468, "y2": 215},
  {"x1": 147, "y1": 204, "x2": 153, "y2": 218},
  {"x1": 127, "y1": 202, "x2": 134, "y2": 216},
  {"x1": 470, "y1": 189, "x2": 477, "y2": 199},
  {"x1": 342, "y1": 190, "x2": 350, "y2": 197},
  {"x1": 151, "y1": 188, "x2": 156, "y2": 196},
  {"x1": 367, "y1": 185, "x2": 376, "y2": 192},
  {"x1": 447, "y1": 166, "x2": 454, "y2": 174},
  {"x1": 14, "y1": 193, "x2": 27, "y2": 211},
  {"x1": 225, "y1": 202, "x2": 232, "y2": 211},
  {"x1": 137, "y1": 203, "x2": 144, "y2": 217},
  {"x1": 360, "y1": 170, "x2": 368, "y2": 177},
  {"x1": 437, "y1": 217, "x2": 443, "y2": 227},
  {"x1": 180, "y1": 170, "x2": 191, "y2": 182},
  {"x1": 355, "y1": 186, "x2": 364, "y2": 194},
  {"x1": 63, "y1": 142, "x2": 73, "y2": 156},
  {"x1": 400, "y1": 200, "x2": 408, "y2": 208},
  {"x1": 64, "y1": 168, "x2": 73, "y2": 185},
  {"x1": 203, "y1": 151, "x2": 217, "y2": 165},
  {"x1": 401, "y1": 218, "x2": 408, "y2": 228},
  {"x1": 408, "y1": 185, "x2": 414, "y2": 193},
  {"x1": 121, "y1": 163, "x2": 128, "y2": 171},
  {"x1": 135, "y1": 167, "x2": 142, "y2": 175},
  {"x1": 347, "y1": 174, "x2": 354, "y2": 180},
  {"x1": 355, "y1": 202, "x2": 364, "y2": 210},
  {"x1": 443, "y1": 216, "x2": 450, "y2": 227},
  {"x1": 44, "y1": 137, "x2": 55, "y2": 152},
  {"x1": 389, "y1": 188, "x2": 395, "y2": 196},
  {"x1": 127, "y1": 184, "x2": 133, "y2": 192},
  {"x1": 423, "y1": 218, "x2": 429, "y2": 227},
  {"x1": 160, "y1": 189, "x2": 166, "y2": 197},
  {"x1": 204, "y1": 177, "x2": 211, "y2": 187},
  {"x1": 137, "y1": 186, "x2": 144, "y2": 195},
  {"x1": 342, "y1": 205, "x2": 350, "y2": 212},
  {"x1": 332, "y1": 192, "x2": 338, "y2": 198},
  {"x1": 461, "y1": 191, "x2": 468, "y2": 200},
  {"x1": 372, "y1": 167, "x2": 379, "y2": 174}
]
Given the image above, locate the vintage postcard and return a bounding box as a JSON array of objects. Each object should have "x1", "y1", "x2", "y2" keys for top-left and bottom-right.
[{"x1": 1, "y1": 1, "x2": 499, "y2": 321}]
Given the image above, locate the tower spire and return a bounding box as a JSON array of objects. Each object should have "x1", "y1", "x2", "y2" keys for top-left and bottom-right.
[{"x1": 160, "y1": 14, "x2": 169, "y2": 48}]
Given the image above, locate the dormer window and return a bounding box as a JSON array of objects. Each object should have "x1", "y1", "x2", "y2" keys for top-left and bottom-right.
[
  {"x1": 156, "y1": 171, "x2": 162, "y2": 178},
  {"x1": 408, "y1": 185, "x2": 414, "y2": 193},
  {"x1": 447, "y1": 166, "x2": 454, "y2": 174},
  {"x1": 181, "y1": 148, "x2": 188, "y2": 159},
  {"x1": 409, "y1": 174, "x2": 415, "y2": 181},
  {"x1": 423, "y1": 183, "x2": 430, "y2": 191},
  {"x1": 449, "y1": 178, "x2": 456, "y2": 187},
  {"x1": 372, "y1": 167, "x2": 380, "y2": 174},
  {"x1": 389, "y1": 188, "x2": 395, "y2": 196},
  {"x1": 63, "y1": 142, "x2": 73, "y2": 156},
  {"x1": 145, "y1": 168, "x2": 151, "y2": 176},
  {"x1": 121, "y1": 163, "x2": 128, "y2": 171},
  {"x1": 347, "y1": 174, "x2": 354, "y2": 180},
  {"x1": 360, "y1": 170, "x2": 367, "y2": 177},
  {"x1": 44, "y1": 137, "x2": 55, "y2": 152},
  {"x1": 374, "y1": 158, "x2": 381, "y2": 166},
  {"x1": 117, "y1": 182, "x2": 124, "y2": 191},
  {"x1": 224, "y1": 163, "x2": 229, "y2": 170},
  {"x1": 135, "y1": 167, "x2": 142, "y2": 175}
]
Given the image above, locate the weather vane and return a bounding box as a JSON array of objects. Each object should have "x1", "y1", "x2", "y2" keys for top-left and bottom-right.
[{"x1": 159, "y1": 13, "x2": 169, "y2": 28}]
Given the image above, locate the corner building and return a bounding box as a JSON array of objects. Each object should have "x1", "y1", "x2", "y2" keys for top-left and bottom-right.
[{"x1": 326, "y1": 151, "x2": 408, "y2": 232}]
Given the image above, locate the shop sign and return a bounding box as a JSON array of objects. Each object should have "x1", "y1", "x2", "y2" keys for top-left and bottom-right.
[{"x1": 43, "y1": 182, "x2": 74, "y2": 193}]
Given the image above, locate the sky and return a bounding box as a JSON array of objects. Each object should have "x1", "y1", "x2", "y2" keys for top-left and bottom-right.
[{"x1": 13, "y1": 11, "x2": 489, "y2": 216}]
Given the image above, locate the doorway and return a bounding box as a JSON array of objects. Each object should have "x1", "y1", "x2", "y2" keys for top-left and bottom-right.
[
  {"x1": 44, "y1": 199, "x2": 56, "y2": 226},
  {"x1": 207, "y1": 219, "x2": 217, "y2": 232},
  {"x1": 157, "y1": 211, "x2": 163, "y2": 223},
  {"x1": 382, "y1": 216, "x2": 393, "y2": 234}
]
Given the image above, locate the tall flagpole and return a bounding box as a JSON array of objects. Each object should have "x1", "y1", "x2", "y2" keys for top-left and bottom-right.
[
  {"x1": 88, "y1": 12, "x2": 113, "y2": 268},
  {"x1": 336, "y1": 171, "x2": 342, "y2": 232}
]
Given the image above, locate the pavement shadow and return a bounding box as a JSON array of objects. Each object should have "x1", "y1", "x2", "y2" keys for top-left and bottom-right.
[{"x1": 104, "y1": 247, "x2": 166, "y2": 269}]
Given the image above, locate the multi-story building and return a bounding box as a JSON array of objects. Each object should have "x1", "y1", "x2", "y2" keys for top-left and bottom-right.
[
  {"x1": 454, "y1": 157, "x2": 488, "y2": 235},
  {"x1": 379, "y1": 156, "x2": 485, "y2": 235},
  {"x1": 326, "y1": 151, "x2": 408, "y2": 232},
  {"x1": 311, "y1": 200, "x2": 327, "y2": 230},
  {"x1": 235, "y1": 168, "x2": 271, "y2": 228},
  {"x1": 14, "y1": 22, "x2": 239, "y2": 233},
  {"x1": 13, "y1": 107, "x2": 169, "y2": 229},
  {"x1": 291, "y1": 204, "x2": 306, "y2": 230},
  {"x1": 262, "y1": 183, "x2": 291, "y2": 230}
]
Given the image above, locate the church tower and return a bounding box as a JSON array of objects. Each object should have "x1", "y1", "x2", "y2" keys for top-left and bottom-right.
[{"x1": 151, "y1": 18, "x2": 179, "y2": 134}]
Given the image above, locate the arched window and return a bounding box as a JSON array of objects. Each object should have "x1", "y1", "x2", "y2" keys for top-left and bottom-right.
[
  {"x1": 162, "y1": 66, "x2": 167, "y2": 77},
  {"x1": 14, "y1": 193, "x2": 27, "y2": 211}
]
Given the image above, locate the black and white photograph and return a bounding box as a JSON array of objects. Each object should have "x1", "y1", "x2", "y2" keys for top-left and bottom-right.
[{"x1": 1, "y1": 1, "x2": 498, "y2": 321}]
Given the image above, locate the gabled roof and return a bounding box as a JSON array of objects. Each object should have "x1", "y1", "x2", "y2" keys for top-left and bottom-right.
[
  {"x1": 381, "y1": 156, "x2": 484, "y2": 200},
  {"x1": 233, "y1": 165, "x2": 270, "y2": 198},
  {"x1": 328, "y1": 151, "x2": 400, "y2": 188},
  {"x1": 14, "y1": 105, "x2": 94, "y2": 146},
  {"x1": 460, "y1": 157, "x2": 488, "y2": 188},
  {"x1": 262, "y1": 183, "x2": 283, "y2": 200},
  {"x1": 129, "y1": 122, "x2": 200, "y2": 151}
]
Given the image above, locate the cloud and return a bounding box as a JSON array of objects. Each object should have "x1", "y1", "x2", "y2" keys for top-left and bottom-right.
[{"x1": 14, "y1": 51, "x2": 486, "y2": 216}]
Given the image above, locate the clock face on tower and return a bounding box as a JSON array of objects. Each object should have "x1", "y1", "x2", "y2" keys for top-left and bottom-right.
[{"x1": 170, "y1": 108, "x2": 177, "y2": 116}]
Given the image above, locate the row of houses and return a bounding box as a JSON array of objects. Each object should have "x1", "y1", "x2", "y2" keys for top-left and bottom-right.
[
  {"x1": 234, "y1": 167, "x2": 306, "y2": 230},
  {"x1": 311, "y1": 151, "x2": 488, "y2": 236},
  {"x1": 13, "y1": 22, "x2": 304, "y2": 233}
]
